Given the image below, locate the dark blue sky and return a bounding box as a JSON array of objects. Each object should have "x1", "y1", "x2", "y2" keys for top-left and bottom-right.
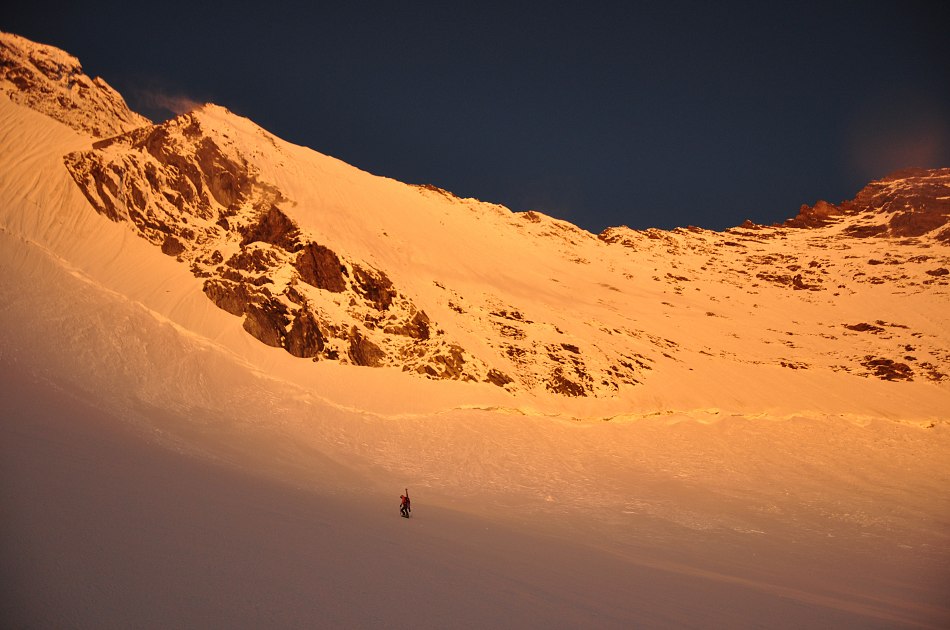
[{"x1": 6, "y1": 2, "x2": 948, "y2": 232}]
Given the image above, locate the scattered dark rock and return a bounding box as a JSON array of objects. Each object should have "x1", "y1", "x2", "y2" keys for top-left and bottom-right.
[
  {"x1": 919, "y1": 362, "x2": 947, "y2": 382},
  {"x1": 780, "y1": 361, "x2": 808, "y2": 369},
  {"x1": 791, "y1": 274, "x2": 816, "y2": 290},
  {"x1": 499, "y1": 324, "x2": 525, "y2": 340},
  {"x1": 352, "y1": 265, "x2": 395, "y2": 310},
  {"x1": 413, "y1": 183, "x2": 459, "y2": 199},
  {"x1": 491, "y1": 309, "x2": 529, "y2": 322},
  {"x1": 429, "y1": 344, "x2": 466, "y2": 379},
  {"x1": 505, "y1": 345, "x2": 527, "y2": 361},
  {"x1": 547, "y1": 368, "x2": 587, "y2": 397},
  {"x1": 861, "y1": 356, "x2": 914, "y2": 381},
  {"x1": 227, "y1": 247, "x2": 280, "y2": 273},
  {"x1": 844, "y1": 323, "x2": 885, "y2": 333},
  {"x1": 755, "y1": 271, "x2": 819, "y2": 290},
  {"x1": 485, "y1": 369, "x2": 514, "y2": 387},
  {"x1": 384, "y1": 310, "x2": 431, "y2": 340}
]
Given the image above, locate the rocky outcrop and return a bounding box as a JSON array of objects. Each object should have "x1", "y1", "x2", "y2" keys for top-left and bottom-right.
[
  {"x1": 783, "y1": 200, "x2": 842, "y2": 229},
  {"x1": 348, "y1": 328, "x2": 386, "y2": 367},
  {"x1": 240, "y1": 205, "x2": 302, "y2": 251},
  {"x1": 352, "y1": 265, "x2": 396, "y2": 311},
  {"x1": 243, "y1": 298, "x2": 289, "y2": 348},
  {"x1": 384, "y1": 310, "x2": 430, "y2": 340},
  {"x1": 784, "y1": 168, "x2": 950, "y2": 238},
  {"x1": 286, "y1": 310, "x2": 325, "y2": 358},
  {"x1": 0, "y1": 31, "x2": 151, "y2": 137},
  {"x1": 294, "y1": 243, "x2": 347, "y2": 292},
  {"x1": 861, "y1": 356, "x2": 914, "y2": 381},
  {"x1": 63, "y1": 106, "x2": 519, "y2": 390}
]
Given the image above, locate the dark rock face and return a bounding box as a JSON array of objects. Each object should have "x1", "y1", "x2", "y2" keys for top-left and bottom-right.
[
  {"x1": 161, "y1": 235, "x2": 186, "y2": 256},
  {"x1": 240, "y1": 205, "x2": 302, "y2": 251},
  {"x1": 22, "y1": 31, "x2": 663, "y2": 398},
  {"x1": 62, "y1": 101, "x2": 656, "y2": 397},
  {"x1": 348, "y1": 328, "x2": 386, "y2": 367},
  {"x1": 194, "y1": 136, "x2": 251, "y2": 208},
  {"x1": 243, "y1": 299, "x2": 289, "y2": 347},
  {"x1": 889, "y1": 205, "x2": 949, "y2": 237},
  {"x1": 843, "y1": 224, "x2": 889, "y2": 238},
  {"x1": 286, "y1": 310, "x2": 325, "y2": 358},
  {"x1": 485, "y1": 369, "x2": 514, "y2": 387},
  {"x1": 353, "y1": 265, "x2": 396, "y2": 311},
  {"x1": 203, "y1": 279, "x2": 251, "y2": 316},
  {"x1": 294, "y1": 243, "x2": 347, "y2": 292},
  {"x1": 64, "y1": 114, "x2": 266, "y2": 253},
  {"x1": 65, "y1": 110, "x2": 503, "y2": 387}
]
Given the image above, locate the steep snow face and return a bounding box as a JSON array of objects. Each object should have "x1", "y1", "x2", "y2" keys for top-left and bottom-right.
[{"x1": 0, "y1": 31, "x2": 150, "y2": 138}]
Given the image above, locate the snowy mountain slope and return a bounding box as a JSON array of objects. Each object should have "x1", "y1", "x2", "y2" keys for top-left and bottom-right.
[
  {"x1": 3, "y1": 194, "x2": 949, "y2": 628},
  {"x1": 2, "y1": 31, "x2": 949, "y2": 423},
  {"x1": 2, "y1": 32, "x2": 949, "y2": 629},
  {"x1": 57, "y1": 109, "x2": 950, "y2": 421}
]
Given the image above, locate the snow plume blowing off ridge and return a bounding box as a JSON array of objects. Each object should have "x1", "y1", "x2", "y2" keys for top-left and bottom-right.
[{"x1": 133, "y1": 88, "x2": 204, "y2": 118}]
